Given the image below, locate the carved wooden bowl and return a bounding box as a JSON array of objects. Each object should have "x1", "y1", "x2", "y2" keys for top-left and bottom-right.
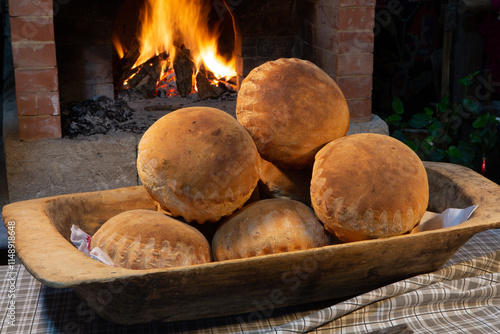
[{"x1": 3, "y1": 162, "x2": 500, "y2": 324}]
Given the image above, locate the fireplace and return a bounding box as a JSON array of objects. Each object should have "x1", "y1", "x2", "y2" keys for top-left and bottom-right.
[{"x1": 9, "y1": 0, "x2": 375, "y2": 141}]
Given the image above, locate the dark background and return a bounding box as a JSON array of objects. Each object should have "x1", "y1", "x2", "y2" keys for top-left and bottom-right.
[{"x1": 373, "y1": 0, "x2": 500, "y2": 184}]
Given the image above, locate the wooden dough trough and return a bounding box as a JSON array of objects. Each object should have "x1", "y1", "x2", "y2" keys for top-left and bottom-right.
[{"x1": 3, "y1": 162, "x2": 500, "y2": 324}]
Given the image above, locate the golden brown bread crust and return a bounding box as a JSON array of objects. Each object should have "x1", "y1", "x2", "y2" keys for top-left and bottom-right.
[
  {"x1": 90, "y1": 209, "x2": 212, "y2": 269},
  {"x1": 258, "y1": 157, "x2": 312, "y2": 205},
  {"x1": 212, "y1": 198, "x2": 331, "y2": 260},
  {"x1": 137, "y1": 107, "x2": 261, "y2": 223},
  {"x1": 236, "y1": 58, "x2": 350, "y2": 170},
  {"x1": 310, "y1": 133, "x2": 429, "y2": 242}
]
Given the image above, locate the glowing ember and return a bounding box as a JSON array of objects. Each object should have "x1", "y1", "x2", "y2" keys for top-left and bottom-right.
[
  {"x1": 135, "y1": 0, "x2": 236, "y2": 79},
  {"x1": 156, "y1": 67, "x2": 186, "y2": 97}
]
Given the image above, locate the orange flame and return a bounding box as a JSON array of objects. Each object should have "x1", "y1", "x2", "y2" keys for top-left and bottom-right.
[
  {"x1": 113, "y1": 36, "x2": 125, "y2": 59},
  {"x1": 135, "y1": 0, "x2": 236, "y2": 79}
]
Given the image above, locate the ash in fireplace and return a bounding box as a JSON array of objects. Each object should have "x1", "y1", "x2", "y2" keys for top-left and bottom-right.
[
  {"x1": 61, "y1": 95, "x2": 147, "y2": 138},
  {"x1": 61, "y1": 88, "x2": 238, "y2": 138}
]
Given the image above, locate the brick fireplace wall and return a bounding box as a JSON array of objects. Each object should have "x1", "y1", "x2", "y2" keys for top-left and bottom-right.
[
  {"x1": 9, "y1": 0, "x2": 61, "y2": 140},
  {"x1": 8, "y1": 0, "x2": 376, "y2": 141},
  {"x1": 306, "y1": 0, "x2": 375, "y2": 121},
  {"x1": 232, "y1": 0, "x2": 375, "y2": 122}
]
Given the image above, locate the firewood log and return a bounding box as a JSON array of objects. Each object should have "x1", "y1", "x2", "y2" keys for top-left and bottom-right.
[
  {"x1": 113, "y1": 39, "x2": 141, "y2": 89},
  {"x1": 135, "y1": 55, "x2": 162, "y2": 98},
  {"x1": 173, "y1": 46, "x2": 195, "y2": 97},
  {"x1": 196, "y1": 71, "x2": 219, "y2": 100}
]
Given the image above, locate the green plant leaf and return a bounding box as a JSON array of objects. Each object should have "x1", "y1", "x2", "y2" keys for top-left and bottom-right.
[
  {"x1": 481, "y1": 129, "x2": 498, "y2": 150},
  {"x1": 473, "y1": 113, "x2": 490, "y2": 128},
  {"x1": 408, "y1": 113, "x2": 432, "y2": 128},
  {"x1": 458, "y1": 71, "x2": 480, "y2": 87},
  {"x1": 430, "y1": 128, "x2": 444, "y2": 139},
  {"x1": 446, "y1": 146, "x2": 462, "y2": 159},
  {"x1": 429, "y1": 149, "x2": 445, "y2": 161},
  {"x1": 445, "y1": 144, "x2": 475, "y2": 166},
  {"x1": 431, "y1": 127, "x2": 451, "y2": 144},
  {"x1": 469, "y1": 131, "x2": 482, "y2": 143},
  {"x1": 457, "y1": 144, "x2": 475, "y2": 166},
  {"x1": 386, "y1": 114, "x2": 402, "y2": 124},
  {"x1": 392, "y1": 97, "x2": 404, "y2": 115},
  {"x1": 424, "y1": 135, "x2": 435, "y2": 143},
  {"x1": 438, "y1": 95, "x2": 450, "y2": 113},
  {"x1": 462, "y1": 98, "x2": 479, "y2": 114},
  {"x1": 429, "y1": 121, "x2": 442, "y2": 131},
  {"x1": 458, "y1": 78, "x2": 468, "y2": 87},
  {"x1": 387, "y1": 71, "x2": 497, "y2": 170},
  {"x1": 408, "y1": 119, "x2": 428, "y2": 129},
  {"x1": 404, "y1": 139, "x2": 419, "y2": 152},
  {"x1": 419, "y1": 141, "x2": 435, "y2": 156},
  {"x1": 424, "y1": 107, "x2": 433, "y2": 115},
  {"x1": 392, "y1": 129, "x2": 405, "y2": 142}
]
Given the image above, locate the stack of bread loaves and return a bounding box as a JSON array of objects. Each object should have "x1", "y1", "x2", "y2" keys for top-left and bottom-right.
[
  {"x1": 232, "y1": 57, "x2": 428, "y2": 246},
  {"x1": 90, "y1": 58, "x2": 429, "y2": 270}
]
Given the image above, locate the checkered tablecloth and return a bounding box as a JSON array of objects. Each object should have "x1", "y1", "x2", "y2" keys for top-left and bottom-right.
[{"x1": 1, "y1": 229, "x2": 499, "y2": 334}]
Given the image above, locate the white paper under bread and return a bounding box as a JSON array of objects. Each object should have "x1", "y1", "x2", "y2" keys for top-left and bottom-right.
[{"x1": 419, "y1": 205, "x2": 478, "y2": 232}]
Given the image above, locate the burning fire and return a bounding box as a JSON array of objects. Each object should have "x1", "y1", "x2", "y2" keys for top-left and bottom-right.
[{"x1": 129, "y1": 0, "x2": 236, "y2": 84}]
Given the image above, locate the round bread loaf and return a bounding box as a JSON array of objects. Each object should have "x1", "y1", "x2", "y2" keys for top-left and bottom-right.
[
  {"x1": 137, "y1": 107, "x2": 261, "y2": 223},
  {"x1": 310, "y1": 133, "x2": 429, "y2": 242},
  {"x1": 212, "y1": 198, "x2": 331, "y2": 261},
  {"x1": 91, "y1": 209, "x2": 211, "y2": 269},
  {"x1": 236, "y1": 58, "x2": 350, "y2": 170},
  {"x1": 258, "y1": 158, "x2": 312, "y2": 205}
]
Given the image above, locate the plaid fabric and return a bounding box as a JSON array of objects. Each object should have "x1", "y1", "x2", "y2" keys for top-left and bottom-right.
[
  {"x1": 249, "y1": 229, "x2": 500, "y2": 334},
  {"x1": 1, "y1": 229, "x2": 499, "y2": 334}
]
